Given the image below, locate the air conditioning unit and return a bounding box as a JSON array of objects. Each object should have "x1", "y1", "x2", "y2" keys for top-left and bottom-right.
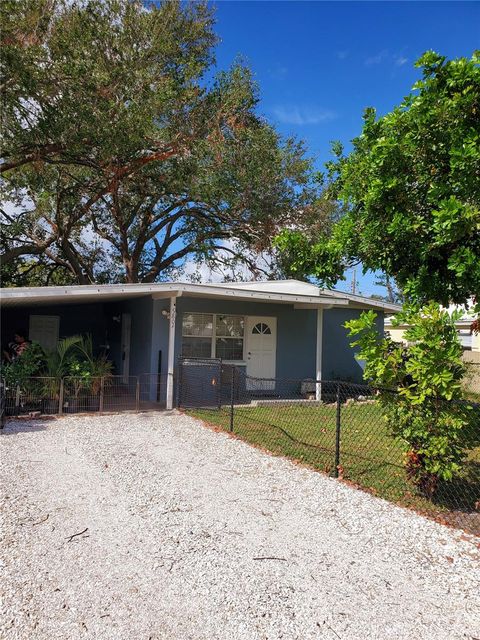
[{"x1": 300, "y1": 379, "x2": 316, "y2": 395}]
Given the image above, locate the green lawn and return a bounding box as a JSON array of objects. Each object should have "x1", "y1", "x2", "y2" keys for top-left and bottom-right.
[{"x1": 188, "y1": 401, "x2": 480, "y2": 534}]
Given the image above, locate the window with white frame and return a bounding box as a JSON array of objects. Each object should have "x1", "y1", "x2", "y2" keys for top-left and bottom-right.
[{"x1": 181, "y1": 313, "x2": 245, "y2": 361}]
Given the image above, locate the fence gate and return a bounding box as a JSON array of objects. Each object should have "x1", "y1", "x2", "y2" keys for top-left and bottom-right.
[{"x1": 178, "y1": 358, "x2": 223, "y2": 408}]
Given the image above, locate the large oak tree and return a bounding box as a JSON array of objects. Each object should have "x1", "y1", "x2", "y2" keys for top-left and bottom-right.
[{"x1": 1, "y1": 0, "x2": 323, "y2": 285}]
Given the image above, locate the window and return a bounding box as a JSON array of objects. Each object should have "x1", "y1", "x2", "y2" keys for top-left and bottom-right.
[
  {"x1": 181, "y1": 314, "x2": 213, "y2": 358},
  {"x1": 252, "y1": 322, "x2": 271, "y2": 335},
  {"x1": 215, "y1": 315, "x2": 244, "y2": 360},
  {"x1": 181, "y1": 313, "x2": 245, "y2": 361}
]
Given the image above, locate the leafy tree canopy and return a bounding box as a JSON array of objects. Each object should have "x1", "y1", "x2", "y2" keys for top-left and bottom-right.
[
  {"x1": 276, "y1": 51, "x2": 480, "y2": 307},
  {"x1": 1, "y1": 0, "x2": 325, "y2": 285}
]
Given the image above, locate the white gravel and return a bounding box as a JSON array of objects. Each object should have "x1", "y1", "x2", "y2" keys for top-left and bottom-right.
[{"x1": 1, "y1": 412, "x2": 479, "y2": 640}]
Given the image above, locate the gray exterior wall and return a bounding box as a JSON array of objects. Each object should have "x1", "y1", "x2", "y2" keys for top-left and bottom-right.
[
  {"x1": 118, "y1": 297, "x2": 154, "y2": 376},
  {"x1": 2, "y1": 294, "x2": 385, "y2": 401},
  {"x1": 173, "y1": 297, "x2": 317, "y2": 380},
  {"x1": 322, "y1": 308, "x2": 384, "y2": 383},
  {"x1": 172, "y1": 300, "x2": 384, "y2": 385},
  {"x1": 150, "y1": 298, "x2": 171, "y2": 377}
]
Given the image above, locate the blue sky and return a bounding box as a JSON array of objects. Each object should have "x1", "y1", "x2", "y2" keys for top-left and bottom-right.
[{"x1": 209, "y1": 1, "x2": 480, "y2": 296}]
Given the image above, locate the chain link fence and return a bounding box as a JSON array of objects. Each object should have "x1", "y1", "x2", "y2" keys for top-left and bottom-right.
[
  {"x1": 2, "y1": 360, "x2": 479, "y2": 535},
  {"x1": 463, "y1": 361, "x2": 480, "y2": 398},
  {"x1": 178, "y1": 359, "x2": 480, "y2": 536},
  {"x1": 1, "y1": 373, "x2": 167, "y2": 417}
]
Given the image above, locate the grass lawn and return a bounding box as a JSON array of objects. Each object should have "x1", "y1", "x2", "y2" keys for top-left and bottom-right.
[
  {"x1": 465, "y1": 390, "x2": 480, "y2": 403},
  {"x1": 188, "y1": 401, "x2": 480, "y2": 533}
]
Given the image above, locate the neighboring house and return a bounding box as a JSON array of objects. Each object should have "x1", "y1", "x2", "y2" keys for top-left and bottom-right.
[
  {"x1": 1, "y1": 280, "x2": 400, "y2": 408},
  {"x1": 385, "y1": 312, "x2": 480, "y2": 352}
]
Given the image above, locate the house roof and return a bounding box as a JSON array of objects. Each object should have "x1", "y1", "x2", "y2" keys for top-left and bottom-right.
[{"x1": 0, "y1": 279, "x2": 402, "y2": 312}]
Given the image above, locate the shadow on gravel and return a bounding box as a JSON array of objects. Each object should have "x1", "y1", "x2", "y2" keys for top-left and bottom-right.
[{"x1": 1, "y1": 418, "x2": 55, "y2": 435}]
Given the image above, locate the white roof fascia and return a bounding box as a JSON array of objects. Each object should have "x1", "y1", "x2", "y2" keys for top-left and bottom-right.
[
  {"x1": 208, "y1": 279, "x2": 402, "y2": 312},
  {"x1": 151, "y1": 283, "x2": 348, "y2": 306},
  {"x1": 0, "y1": 281, "x2": 401, "y2": 312},
  {"x1": 1, "y1": 282, "x2": 348, "y2": 308}
]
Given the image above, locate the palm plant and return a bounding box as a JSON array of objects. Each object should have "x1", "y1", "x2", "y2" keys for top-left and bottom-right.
[
  {"x1": 43, "y1": 334, "x2": 113, "y2": 401},
  {"x1": 44, "y1": 335, "x2": 84, "y2": 380},
  {"x1": 42, "y1": 335, "x2": 84, "y2": 403},
  {"x1": 69, "y1": 335, "x2": 113, "y2": 395}
]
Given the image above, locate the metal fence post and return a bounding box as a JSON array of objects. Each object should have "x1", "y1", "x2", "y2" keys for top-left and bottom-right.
[
  {"x1": 58, "y1": 379, "x2": 64, "y2": 415},
  {"x1": 99, "y1": 377, "x2": 104, "y2": 413},
  {"x1": 135, "y1": 376, "x2": 140, "y2": 411},
  {"x1": 334, "y1": 382, "x2": 341, "y2": 478},
  {"x1": 176, "y1": 361, "x2": 182, "y2": 409},
  {"x1": 229, "y1": 367, "x2": 235, "y2": 433},
  {"x1": 15, "y1": 385, "x2": 20, "y2": 416}
]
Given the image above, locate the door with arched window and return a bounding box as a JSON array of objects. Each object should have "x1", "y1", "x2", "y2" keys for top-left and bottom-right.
[{"x1": 245, "y1": 316, "x2": 277, "y2": 389}]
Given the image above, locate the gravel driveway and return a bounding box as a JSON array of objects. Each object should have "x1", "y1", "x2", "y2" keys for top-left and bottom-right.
[{"x1": 1, "y1": 413, "x2": 479, "y2": 640}]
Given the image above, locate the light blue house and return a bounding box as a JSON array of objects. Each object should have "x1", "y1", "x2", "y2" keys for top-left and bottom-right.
[{"x1": 1, "y1": 280, "x2": 399, "y2": 408}]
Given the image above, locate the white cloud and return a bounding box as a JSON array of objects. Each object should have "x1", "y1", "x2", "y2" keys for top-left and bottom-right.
[
  {"x1": 337, "y1": 50, "x2": 349, "y2": 60},
  {"x1": 272, "y1": 105, "x2": 336, "y2": 126},
  {"x1": 181, "y1": 240, "x2": 275, "y2": 283},
  {"x1": 365, "y1": 50, "x2": 409, "y2": 68},
  {"x1": 182, "y1": 260, "x2": 225, "y2": 283},
  {"x1": 365, "y1": 50, "x2": 388, "y2": 66}
]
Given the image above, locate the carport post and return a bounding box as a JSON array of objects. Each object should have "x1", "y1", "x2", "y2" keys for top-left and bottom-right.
[
  {"x1": 316, "y1": 308, "x2": 323, "y2": 401},
  {"x1": 166, "y1": 296, "x2": 177, "y2": 410}
]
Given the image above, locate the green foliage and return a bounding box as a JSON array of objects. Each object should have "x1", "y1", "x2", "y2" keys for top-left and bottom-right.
[
  {"x1": 0, "y1": 342, "x2": 45, "y2": 388},
  {"x1": 1, "y1": 334, "x2": 112, "y2": 399},
  {"x1": 276, "y1": 51, "x2": 480, "y2": 306},
  {"x1": 42, "y1": 334, "x2": 112, "y2": 396},
  {"x1": 65, "y1": 334, "x2": 113, "y2": 394},
  {"x1": 345, "y1": 305, "x2": 471, "y2": 494},
  {"x1": 273, "y1": 229, "x2": 341, "y2": 286},
  {"x1": 1, "y1": 0, "x2": 324, "y2": 284},
  {"x1": 43, "y1": 335, "x2": 84, "y2": 379}
]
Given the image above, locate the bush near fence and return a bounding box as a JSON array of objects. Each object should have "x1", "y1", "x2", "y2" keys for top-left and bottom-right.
[{"x1": 178, "y1": 360, "x2": 480, "y2": 537}]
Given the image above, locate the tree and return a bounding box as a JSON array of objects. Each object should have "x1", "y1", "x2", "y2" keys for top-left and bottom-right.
[
  {"x1": 275, "y1": 51, "x2": 480, "y2": 307},
  {"x1": 372, "y1": 275, "x2": 404, "y2": 305},
  {"x1": 345, "y1": 304, "x2": 472, "y2": 496},
  {"x1": 1, "y1": 0, "x2": 324, "y2": 285}
]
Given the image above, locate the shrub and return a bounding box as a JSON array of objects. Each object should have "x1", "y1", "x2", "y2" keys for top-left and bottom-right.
[
  {"x1": 345, "y1": 303, "x2": 471, "y2": 496},
  {"x1": 0, "y1": 342, "x2": 46, "y2": 389}
]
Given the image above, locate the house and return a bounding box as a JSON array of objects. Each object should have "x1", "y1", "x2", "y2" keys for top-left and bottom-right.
[
  {"x1": 385, "y1": 307, "x2": 480, "y2": 398},
  {"x1": 0, "y1": 280, "x2": 400, "y2": 408},
  {"x1": 385, "y1": 311, "x2": 480, "y2": 352}
]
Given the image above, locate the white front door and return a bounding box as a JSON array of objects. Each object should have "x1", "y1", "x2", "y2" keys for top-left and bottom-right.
[
  {"x1": 121, "y1": 313, "x2": 131, "y2": 383},
  {"x1": 246, "y1": 317, "x2": 277, "y2": 390}
]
